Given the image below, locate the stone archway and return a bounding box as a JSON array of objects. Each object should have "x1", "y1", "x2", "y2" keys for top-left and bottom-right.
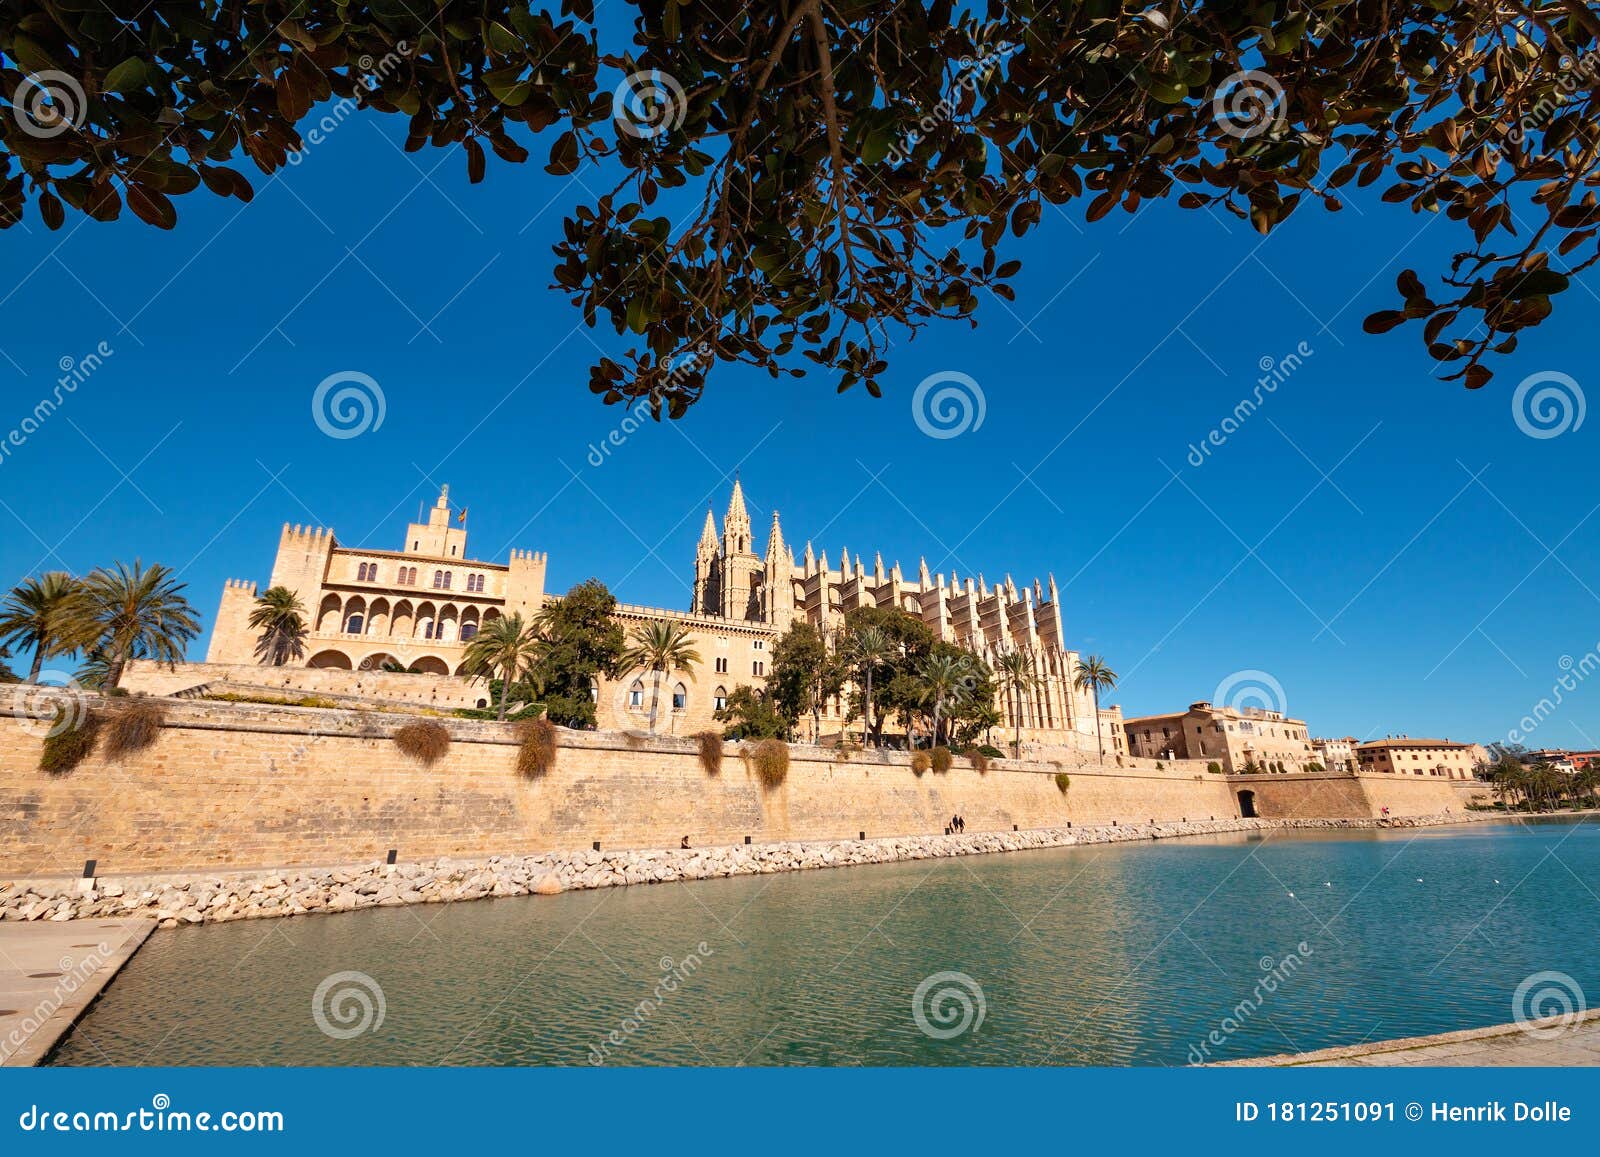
[
  {"x1": 308, "y1": 649, "x2": 353, "y2": 670},
  {"x1": 1237, "y1": 789, "x2": 1258, "y2": 819}
]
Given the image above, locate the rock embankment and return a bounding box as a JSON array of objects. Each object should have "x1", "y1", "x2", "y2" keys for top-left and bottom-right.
[{"x1": 0, "y1": 813, "x2": 1481, "y2": 929}]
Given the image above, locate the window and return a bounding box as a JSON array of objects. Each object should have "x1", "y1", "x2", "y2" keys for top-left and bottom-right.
[
  {"x1": 433, "y1": 571, "x2": 452, "y2": 590},
  {"x1": 628, "y1": 680, "x2": 644, "y2": 708},
  {"x1": 460, "y1": 623, "x2": 478, "y2": 641},
  {"x1": 466, "y1": 574, "x2": 485, "y2": 593},
  {"x1": 715, "y1": 657, "x2": 728, "y2": 673},
  {"x1": 713, "y1": 686, "x2": 727, "y2": 712},
  {"x1": 672, "y1": 684, "x2": 687, "y2": 711},
  {"x1": 345, "y1": 613, "x2": 364, "y2": 634},
  {"x1": 752, "y1": 661, "x2": 765, "y2": 676},
  {"x1": 753, "y1": 640, "x2": 764, "y2": 651}
]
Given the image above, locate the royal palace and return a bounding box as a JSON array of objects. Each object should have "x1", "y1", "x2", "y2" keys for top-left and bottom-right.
[{"x1": 198, "y1": 481, "x2": 1125, "y2": 756}]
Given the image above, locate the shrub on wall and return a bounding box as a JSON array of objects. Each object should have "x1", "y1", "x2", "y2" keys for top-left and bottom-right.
[
  {"x1": 394, "y1": 720, "x2": 451, "y2": 766},
  {"x1": 1054, "y1": 772, "x2": 1071, "y2": 794},
  {"x1": 101, "y1": 698, "x2": 168, "y2": 759},
  {"x1": 1207, "y1": 761, "x2": 1222, "y2": 774},
  {"x1": 833, "y1": 738, "x2": 859, "y2": 763},
  {"x1": 516, "y1": 718, "x2": 559, "y2": 777},
  {"x1": 747, "y1": 739, "x2": 789, "y2": 788},
  {"x1": 40, "y1": 708, "x2": 100, "y2": 775},
  {"x1": 968, "y1": 750, "x2": 990, "y2": 773},
  {"x1": 695, "y1": 730, "x2": 723, "y2": 776},
  {"x1": 911, "y1": 751, "x2": 931, "y2": 776},
  {"x1": 930, "y1": 746, "x2": 953, "y2": 773}
]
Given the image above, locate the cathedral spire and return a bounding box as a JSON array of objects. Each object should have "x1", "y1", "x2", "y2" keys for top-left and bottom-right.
[
  {"x1": 726, "y1": 477, "x2": 749, "y2": 526},
  {"x1": 765, "y1": 509, "x2": 787, "y2": 564},
  {"x1": 698, "y1": 507, "x2": 718, "y2": 551}
]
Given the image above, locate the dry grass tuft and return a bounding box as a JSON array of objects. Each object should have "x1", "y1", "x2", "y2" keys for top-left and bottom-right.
[
  {"x1": 393, "y1": 720, "x2": 451, "y2": 766},
  {"x1": 695, "y1": 730, "x2": 723, "y2": 775},
  {"x1": 102, "y1": 697, "x2": 167, "y2": 759},
  {"x1": 39, "y1": 708, "x2": 100, "y2": 775},
  {"x1": 747, "y1": 738, "x2": 789, "y2": 788},
  {"x1": 930, "y1": 745, "x2": 953, "y2": 773},
  {"x1": 969, "y1": 751, "x2": 991, "y2": 774},
  {"x1": 516, "y1": 717, "x2": 559, "y2": 777},
  {"x1": 911, "y1": 750, "x2": 931, "y2": 776}
]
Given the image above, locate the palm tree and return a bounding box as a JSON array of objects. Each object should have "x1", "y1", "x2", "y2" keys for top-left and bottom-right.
[
  {"x1": 847, "y1": 626, "x2": 893, "y2": 747},
  {"x1": 993, "y1": 649, "x2": 1041, "y2": 759},
  {"x1": 1073, "y1": 654, "x2": 1118, "y2": 764},
  {"x1": 620, "y1": 619, "x2": 701, "y2": 733},
  {"x1": 76, "y1": 561, "x2": 200, "y2": 689},
  {"x1": 0, "y1": 572, "x2": 93, "y2": 683},
  {"x1": 917, "y1": 652, "x2": 968, "y2": 749},
  {"x1": 461, "y1": 613, "x2": 543, "y2": 721},
  {"x1": 248, "y1": 586, "x2": 308, "y2": 666}
]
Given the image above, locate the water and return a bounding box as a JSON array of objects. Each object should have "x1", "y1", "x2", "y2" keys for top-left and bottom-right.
[{"x1": 47, "y1": 818, "x2": 1600, "y2": 1066}]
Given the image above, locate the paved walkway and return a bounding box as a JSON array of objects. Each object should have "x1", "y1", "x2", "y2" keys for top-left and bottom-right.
[
  {"x1": 0, "y1": 917, "x2": 154, "y2": 1066},
  {"x1": 1224, "y1": 1009, "x2": 1600, "y2": 1066}
]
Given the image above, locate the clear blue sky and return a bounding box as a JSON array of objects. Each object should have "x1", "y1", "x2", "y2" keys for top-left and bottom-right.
[{"x1": 1, "y1": 96, "x2": 1596, "y2": 751}]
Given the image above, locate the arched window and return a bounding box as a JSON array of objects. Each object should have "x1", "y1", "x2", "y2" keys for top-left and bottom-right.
[
  {"x1": 713, "y1": 686, "x2": 727, "y2": 712},
  {"x1": 406, "y1": 567, "x2": 418, "y2": 585},
  {"x1": 672, "y1": 683, "x2": 687, "y2": 711},
  {"x1": 433, "y1": 571, "x2": 445, "y2": 589},
  {"x1": 460, "y1": 623, "x2": 478, "y2": 641},
  {"x1": 344, "y1": 613, "x2": 364, "y2": 634},
  {"x1": 628, "y1": 680, "x2": 644, "y2": 708}
]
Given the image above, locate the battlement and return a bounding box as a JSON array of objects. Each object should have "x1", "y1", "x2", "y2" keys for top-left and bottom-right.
[
  {"x1": 280, "y1": 523, "x2": 337, "y2": 547},
  {"x1": 509, "y1": 549, "x2": 548, "y2": 565},
  {"x1": 221, "y1": 578, "x2": 258, "y2": 595}
]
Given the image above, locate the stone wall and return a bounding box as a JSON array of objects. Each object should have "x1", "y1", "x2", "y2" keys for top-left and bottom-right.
[
  {"x1": 1229, "y1": 769, "x2": 1481, "y2": 820},
  {"x1": 119, "y1": 660, "x2": 489, "y2": 710},
  {"x1": 0, "y1": 692, "x2": 1477, "y2": 880}
]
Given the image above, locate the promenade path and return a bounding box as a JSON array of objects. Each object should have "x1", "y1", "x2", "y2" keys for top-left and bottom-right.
[
  {"x1": 1224, "y1": 1009, "x2": 1600, "y2": 1066},
  {"x1": 0, "y1": 917, "x2": 154, "y2": 1066}
]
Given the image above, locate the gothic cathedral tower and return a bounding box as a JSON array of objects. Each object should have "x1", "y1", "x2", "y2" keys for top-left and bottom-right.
[
  {"x1": 719, "y1": 479, "x2": 764, "y2": 622},
  {"x1": 692, "y1": 508, "x2": 721, "y2": 616}
]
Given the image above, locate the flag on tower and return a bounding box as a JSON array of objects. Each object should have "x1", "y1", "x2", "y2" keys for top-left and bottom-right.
[{"x1": 457, "y1": 506, "x2": 468, "y2": 524}]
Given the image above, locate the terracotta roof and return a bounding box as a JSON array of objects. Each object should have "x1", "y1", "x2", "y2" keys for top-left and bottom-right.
[{"x1": 1356, "y1": 738, "x2": 1468, "y2": 750}]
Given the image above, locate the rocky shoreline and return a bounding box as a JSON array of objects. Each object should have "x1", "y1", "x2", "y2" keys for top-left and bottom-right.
[{"x1": 0, "y1": 813, "x2": 1486, "y2": 929}]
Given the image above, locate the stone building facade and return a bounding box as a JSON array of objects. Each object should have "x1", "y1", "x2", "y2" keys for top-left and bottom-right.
[
  {"x1": 1355, "y1": 737, "x2": 1480, "y2": 781},
  {"x1": 1123, "y1": 702, "x2": 1315, "y2": 773},
  {"x1": 201, "y1": 482, "x2": 1122, "y2": 755}
]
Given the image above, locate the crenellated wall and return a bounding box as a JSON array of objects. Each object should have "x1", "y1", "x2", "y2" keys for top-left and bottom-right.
[{"x1": 0, "y1": 693, "x2": 1481, "y2": 880}]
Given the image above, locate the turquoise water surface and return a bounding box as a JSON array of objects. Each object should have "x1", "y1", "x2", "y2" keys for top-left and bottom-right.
[{"x1": 48, "y1": 818, "x2": 1600, "y2": 1066}]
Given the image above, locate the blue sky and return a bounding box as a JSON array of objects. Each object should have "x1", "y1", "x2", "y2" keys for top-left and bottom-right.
[{"x1": 1, "y1": 95, "x2": 1597, "y2": 750}]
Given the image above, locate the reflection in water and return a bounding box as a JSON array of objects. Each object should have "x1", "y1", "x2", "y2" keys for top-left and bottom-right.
[{"x1": 48, "y1": 819, "x2": 1600, "y2": 1066}]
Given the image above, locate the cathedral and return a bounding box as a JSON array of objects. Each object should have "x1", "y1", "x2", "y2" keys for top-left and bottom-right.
[
  {"x1": 199, "y1": 481, "x2": 1122, "y2": 756},
  {"x1": 686, "y1": 481, "x2": 1119, "y2": 752}
]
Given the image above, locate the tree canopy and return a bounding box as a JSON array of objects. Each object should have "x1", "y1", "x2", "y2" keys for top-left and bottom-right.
[{"x1": 7, "y1": 1, "x2": 1600, "y2": 399}]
